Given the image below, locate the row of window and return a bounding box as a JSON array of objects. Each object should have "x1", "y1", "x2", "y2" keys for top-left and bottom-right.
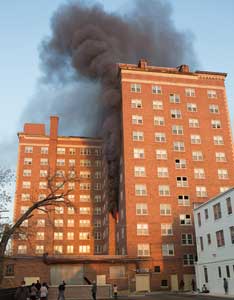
[
  {"x1": 22, "y1": 170, "x2": 101, "y2": 179},
  {"x1": 24, "y1": 146, "x2": 101, "y2": 156},
  {"x1": 204, "y1": 265, "x2": 234, "y2": 283},
  {"x1": 132, "y1": 131, "x2": 225, "y2": 145},
  {"x1": 134, "y1": 148, "x2": 227, "y2": 162},
  {"x1": 200, "y1": 227, "x2": 234, "y2": 250},
  {"x1": 21, "y1": 181, "x2": 102, "y2": 190},
  {"x1": 130, "y1": 84, "x2": 218, "y2": 99},
  {"x1": 21, "y1": 194, "x2": 102, "y2": 203},
  {"x1": 20, "y1": 231, "x2": 102, "y2": 241},
  {"x1": 23, "y1": 158, "x2": 101, "y2": 167},
  {"x1": 17, "y1": 244, "x2": 91, "y2": 254}
]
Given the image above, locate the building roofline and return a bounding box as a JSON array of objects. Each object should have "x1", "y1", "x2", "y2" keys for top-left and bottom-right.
[{"x1": 193, "y1": 187, "x2": 234, "y2": 211}]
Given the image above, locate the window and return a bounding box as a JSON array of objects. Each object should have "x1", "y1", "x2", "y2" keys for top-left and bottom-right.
[
  {"x1": 41, "y1": 147, "x2": 48, "y2": 154},
  {"x1": 173, "y1": 141, "x2": 185, "y2": 152},
  {"x1": 213, "y1": 203, "x2": 222, "y2": 220},
  {"x1": 175, "y1": 159, "x2": 186, "y2": 169},
  {"x1": 189, "y1": 118, "x2": 199, "y2": 128},
  {"x1": 68, "y1": 170, "x2": 76, "y2": 178},
  {"x1": 213, "y1": 135, "x2": 224, "y2": 145},
  {"x1": 80, "y1": 171, "x2": 91, "y2": 179},
  {"x1": 215, "y1": 152, "x2": 226, "y2": 162},
  {"x1": 94, "y1": 195, "x2": 101, "y2": 203},
  {"x1": 160, "y1": 204, "x2": 171, "y2": 215},
  {"x1": 218, "y1": 266, "x2": 222, "y2": 278},
  {"x1": 172, "y1": 125, "x2": 183, "y2": 135},
  {"x1": 230, "y1": 226, "x2": 234, "y2": 244},
  {"x1": 226, "y1": 197, "x2": 232, "y2": 215},
  {"x1": 216, "y1": 230, "x2": 225, "y2": 247},
  {"x1": 24, "y1": 158, "x2": 32, "y2": 165},
  {"x1": 194, "y1": 168, "x2": 205, "y2": 179},
  {"x1": 94, "y1": 207, "x2": 102, "y2": 215},
  {"x1": 23, "y1": 169, "x2": 31, "y2": 177},
  {"x1": 68, "y1": 195, "x2": 75, "y2": 202},
  {"x1": 94, "y1": 159, "x2": 101, "y2": 167},
  {"x1": 155, "y1": 132, "x2": 166, "y2": 142},
  {"x1": 80, "y1": 207, "x2": 90, "y2": 215},
  {"x1": 190, "y1": 134, "x2": 201, "y2": 144},
  {"x1": 176, "y1": 176, "x2": 188, "y2": 187},
  {"x1": 131, "y1": 99, "x2": 142, "y2": 108},
  {"x1": 200, "y1": 237, "x2": 204, "y2": 251},
  {"x1": 196, "y1": 186, "x2": 207, "y2": 197},
  {"x1": 133, "y1": 131, "x2": 144, "y2": 141},
  {"x1": 161, "y1": 280, "x2": 168, "y2": 287},
  {"x1": 54, "y1": 219, "x2": 63, "y2": 227},
  {"x1": 220, "y1": 187, "x2": 230, "y2": 193},
  {"x1": 134, "y1": 166, "x2": 146, "y2": 177},
  {"x1": 94, "y1": 232, "x2": 102, "y2": 240},
  {"x1": 205, "y1": 209, "x2": 209, "y2": 219},
  {"x1": 187, "y1": 103, "x2": 197, "y2": 112},
  {"x1": 22, "y1": 181, "x2": 31, "y2": 189},
  {"x1": 79, "y1": 245, "x2": 90, "y2": 253},
  {"x1": 67, "y1": 207, "x2": 75, "y2": 214},
  {"x1": 207, "y1": 90, "x2": 217, "y2": 98},
  {"x1": 209, "y1": 104, "x2": 219, "y2": 113},
  {"x1": 178, "y1": 195, "x2": 190, "y2": 206},
  {"x1": 197, "y1": 213, "x2": 201, "y2": 226},
  {"x1": 39, "y1": 181, "x2": 47, "y2": 189},
  {"x1": 153, "y1": 100, "x2": 163, "y2": 110},
  {"x1": 226, "y1": 266, "x2": 230, "y2": 278},
  {"x1": 170, "y1": 109, "x2": 181, "y2": 119},
  {"x1": 185, "y1": 88, "x2": 195, "y2": 97},
  {"x1": 55, "y1": 206, "x2": 64, "y2": 214},
  {"x1": 133, "y1": 148, "x2": 144, "y2": 159},
  {"x1": 169, "y1": 94, "x2": 180, "y2": 103},
  {"x1": 180, "y1": 214, "x2": 192, "y2": 225},
  {"x1": 40, "y1": 170, "x2": 47, "y2": 177},
  {"x1": 159, "y1": 185, "x2": 170, "y2": 196},
  {"x1": 136, "y1": 203, "x2": 148, "y2": 215},
  {"x1": 154, "y1": 116, "x2": 165, "y2": 126},
  {"x1": 135, "y1": 184, "x2": 147, "y2": 196},
  {"x1": 154, "y1": 266, "x2": 161, "y2": 273},
  {"x1": 37, "y1": 219, "x2": 45, "y2": 227},
  {"x1": 80, "y1": 183, "x2": 91, "y2": 190},
  {"x1": 17, "y1": 245, "x2": 27, "y2": 254},
  {"x1": 218, "y1": 169, "x2": 228, "y2": 179},
  {"x1": 94, "y1": 171, "x2": 101, "y2": 179},
  {"x1": 156, "y1": 149, "x2": 167, "y2": 160},
  {"x1": 69, "y1": 148, "x2": 76, "y2": 155},
  {"x1": 25, "y1": 146, "x2": 33, "y2": 153},
  {"x1": 192, "y1": 151, "x2": 203, "y2": 161},
  {"x1": 56, "y1": 170, "x2": 65, "y2": 177},
  {"x1": 21, "y1": 220, "x2": 28, "y2": 227},
  {"x1": 132, "y1": 115, "x2": 143, "y2": 125},
  {"x1": 80, "y1": 195, "x2": 90, "y2": 202},
  {"x1": 21, "y1": 193, "x2": 30, "y2": 201},
  {"x1": 67, "y1": 219, "x2": 74, "y2": 227},
  {"x1": 54, "y1": 232, "x2": 63, "y2": 240},
  {"x1": 20, "y1": 206, "x2": 28, "y2": 214},
  {"x1": 161, "y1": 224, "x2": 173, "y2": 236},
  {"x1": 80, "y1": 160, "x2": 91, "y2": 167},
  {"x1": 211, "y1": 120, "x2": 221, "y2": 129},
  {"x1": 54, "y1": 245, "x2": 63, "y2": 254},
  {"x1": 183, "y1": 254, "x2": 194, "y2": 266},
  {"x1": 181, "y1": 233, "x2": 193, "y2": 245},
  {"x1": 79, "y1": 220, "x2": 90, "y2": 227},
  {"x1": 80, "y1": 148, "x2": 92, "y2": 155},
  {"x1": 36, "y1": 232, "x2": 44, "y2": 240},
  {"x1": 162, "y1": 244, "x2": 174, "y2": 256},
  {"x1": 137, "y1": 244, "x2": 150, "y2": 256},
  {"x1": 94, "y1": 219, "x2": 102, "y2": 228},
  {"x1": 157, "y1": 167, "x2": 168, "y2": 178},
  {"x1": 5, "y1": 264, "x2": 14, "y2": 276},
  {"x1": 69, "y1": 159, "x2": 76, "y2": 167},
  {"x1": 152, "y1": 85, "x2": 162, "y2": 94},
  {"x1": 204, "y1": 267, "x2": 208, "y2": 283},
  {"x1": 137, "y1": 224, "x2": 149, "y2": 235},
  {"x1": 79, "y1": 232, "x2": 90, "y2": 240},
  {"x1": 56, "y1": 159, "x2": 65, "y2": 166},
  {"x1": 207, "y1": 233, "x2": 211, "y2": 245},
  {"x1": 67, "y1": 245, "x2": 74, "y2": 254},
  {"x1": 131, "y1": 83, "x2": 141, "y2": 93},
  {"x1": 57, "y1": 147, "x2": 65, "y2": 155}
]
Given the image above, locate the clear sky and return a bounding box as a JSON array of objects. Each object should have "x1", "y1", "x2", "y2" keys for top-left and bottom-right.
[{"x1": 0, "y1": 0, "x2": 234, "y2": 168}]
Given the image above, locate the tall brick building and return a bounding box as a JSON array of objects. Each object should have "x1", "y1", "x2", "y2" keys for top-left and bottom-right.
[{"x1": 6, "y1": 60, "x2": 234, "y2": 291}]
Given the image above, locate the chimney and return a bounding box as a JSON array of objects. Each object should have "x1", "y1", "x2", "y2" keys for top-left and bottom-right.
[
  {"x1": 138, "y1": 58, "x2": 148, "y2": 69},
  {"x1": 177, "y1": 64, "x2": 190, "y2": 73},
  {"x1": 50, "y1": 116, "x2": 59, "y2": 139}
]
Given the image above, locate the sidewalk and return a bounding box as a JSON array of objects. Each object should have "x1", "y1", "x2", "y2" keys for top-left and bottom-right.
[{"x1": 172, "y1": 291, "x2": 234, "y2": 298}]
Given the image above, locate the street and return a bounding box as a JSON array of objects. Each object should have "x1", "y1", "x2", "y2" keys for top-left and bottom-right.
[{"x1": 122, "y1": 293, "x2": 231, "y2": 300}]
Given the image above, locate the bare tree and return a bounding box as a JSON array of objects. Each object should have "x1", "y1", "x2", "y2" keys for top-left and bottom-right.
[{"x1": 0, "y1": 168, "x2": 78, "y2": 283}]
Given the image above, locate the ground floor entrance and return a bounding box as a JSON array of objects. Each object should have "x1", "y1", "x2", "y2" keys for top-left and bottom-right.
[{"x1": 135, "y1": 274, "x2": 150, "y2": 292}]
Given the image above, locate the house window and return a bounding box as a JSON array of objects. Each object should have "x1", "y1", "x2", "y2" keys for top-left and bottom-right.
[
  {"x1": 80, "y1": 160, "x2": 91, "y2": 167},
  {"x1": 25, "y1": 146, "x2": 33, "y2": 153},
  {"x1": 205, "y1": 209, "x2": 209, "y2": 219},
  {"x1": 209, "y1": 104, "x2": 219, "y2": 113},
  {"x1": 169, "y1": 94, "x2": 180, "y2": 103},
  {"x1": 109, "y1": 266, "x2": 126, "y2": 279},
  {"x1": 79, "y1": 232, "x2": 90, "y2": 240},
  {"x1": 178, "y1": 195, "x2": 190, "y2": 206},
  {"x1": 131, "y1": 99, "x2": 142, "y2": 108},
  {"x1": 190, "y1": 134, "x2": 201, "y2": 144},
  {"x1": 137, "y1": 223, "x2": 149, "y2": 235},
  {"x1": 226, "y1": 266, "x2": 230, "y2": 278},
  {"x1": 197, "y1": 213, "x2": 201, "y2": 226},
  {"x1": 188, "y1": 118, "x2": 199, "y2": 128},
  {"x1": 192, "y1": 151, "x2": 203, "y2": 161},
  {"x1": 137, "y1": 244, "x2": 150, "y2": 256},
  {"x1": 215, "y1": 152, "x2": 226, "y2": 162},
  {"x1": 196, "y1": 186, "x2": 207, "y2": 197},
  {"x1": 56, "y1": 159, "x2": 65, "y2": 166},
  {"x1": 21, "y1": 194, "x2": 30, "y2": 201},
  {"x1": 218, "y1": 266, "x2": 222, "y2": 278},
  {"x1": 94, "y1": 207, "x2": 102, "y2": 215},
  {"x1": 24, "y1": 158, "x2": 32, "y2": 165},
  {"x1": 54, "y1": 219, "x2": 63, "y2": 227},
  {"x1": 194, "y1": 168, "x2": 205, "y2": 179},
  {"x1": 154, "y1": 266, "x2": 161, "y2": 273},
  {"x1": 22, "y1": 181, "x2": 31, "y2": 189},
  {"x1": 36, "y1": 232, "x2": 44, "y2": 240},
  {"x1": 55, "y1": 207, "x2": 64, "y2": 214},
  {"x1": 132, "y1": 115, "x2": 143, "y2": 125},
  {"x1": 170, "y1": 109, "x2": 181, "y2": 119},
  {"x1": 157, "y1": 167, "x2": 168, "y2": 178},
  {"x1": 155, "y1": 132, "x2": 166, "y2": 142},
  {"x1": 23, "y1": 169, "x2": 31, "y2": 177},
  {"x1": 180, "y1": 214, "x2": 192, "y2": 225},
  {"x1": 207, "y1": 90, "x2": 217, "y2": 98},
  {"x1": 80, "y1": 148, "x2": 92, "y2": 155},
  {"x1": 54, "y1": 245, "x2": 63, "y2": 254},
  {"x1": 153, "y1": 100, "x2": 163, "y2": 110},
  {"x1": 207, "y1": 233, "x2": 211, "y2": 245},
  {"x1": 218, "y1": 169, "x2": 228, "y2": 179},
  {"x1": 35, "y1": 245, "x2": 44, "y2": 254},
  {"x1": 56, "y1": 170, "x2": 65, "y2": 177},
  {"x1": 160, "y1": 204, "x2": 171, "y2": 215},
  {"x1": 131, "y1": 83, "x2": 141, "y2": 93},
  {"x1": 161, "y1": 224, "x2": 173, "y2": 236},
  {"x1": 158, "y1": 185, "x2": 170, "y2": 196},
  {"x1": 80, "y1": 207, "x2": 90, "y2": 215},
  {"x1": 156, "y1": 149, "x2": 167, "y2": 160},
  {"x1": 41, "y1": 147, "x2": 48, "y2": 154},
  {"x1": 67, "y1": 245, "x2": 74, "y2": 254},
  {"x1": 136, "y1": 203, "x2": 148, "y2": 215},
  {"x1": 175, "y1": 159, "x2": 186, "y2": 169},
  {"x1": 173, "y1": 141, "x2": 185, "y2": 152},
  {"x1": 200, "y1": 237, "x2": 204, "y2": 251},
  {"x1": 176, "y1": 176, "x2": 188, "y2": 187},
  {"x1": 226, "y1": 197, "x2": 232, "y2": 215},
  {"x1": 5, "y1": 264, "x2": 14, "y2": 276},
  {"x1": 133, "y1": 148, "x2": 144, "y2": 158},
  {"x1": 37, "y1": 219, "x2": 45, "y2": 227},
  {"x1": 181, "y1": 233, "x2": 193, "y2": 245},
  {"x1": 80, "y1": 183, "x2": 91, "y2": 190},
  {"x1": 54, "y1": 232, "x2": 63, "y2": 240},
  {"x1": 185, "y1": 88, "x2": 195, "y2": 97},
  {"x1": 79, "y1": 220, "x2": 90, "y2": 227},
  {"x1": 154, "y1": 116, "x2": 165, "y2": 126},
  {"x1": 229, "y1": 226, "x2": 234, "y2": 244},
  {"x1": 213, "y1": 203, "x2": 222, "y2": 220},
  {"x1": 80, "y1": 171, "x2": 91, "y2": 179},
  {"x1": 213, "y1": 135, "x2": 224, "y2": 145},
  {"x1": 69, "y1": 148, "x2": 76, "y2": 155},
  {"x1": 67, "y1": 207, "x2": 74, "y2": 214},
  {"x1": 94, "y1": 195, "x2": 101, "y2": 203},
  {"x1": 211, "y1": 120, "x2": 221, "y2": 129},
  {"x1": 134, "y1": 166, "x2": 146, "y2": 177},
  {"x1": 152, "y1": 85, "x2": 162, "y2": 94},
  {"x1": 187, "y1": 103, "x2": 197, "y2": 112},
  {"x1": 204, "y1": 267, "x2": 208, "y2": 283},
  {"x1": 216, "y1": 230, "x2": 225, "y2": 247},
  {"x1": 135, "y1": 184, "x2": 147, "y2": 196},
  {"x1": 161, "y1": 280, "x2": 168, "y2": 287},
  {"x1": 172, "y1": 125, "x2": 183, "y2": 135},
  {"x1": 17, "y1": 245, "x2": 27, "y2": 254},
  {"x1": 20, "y1": 206, "x2": 29, "y2": 214},
  {"x1": 183, "y1": 254, "x2": 194, "y2": 266},
  {"x1": 162, "y1": 244, "x2": 174, "y2": 256},
  {"x1": 67, "y1": 219, "x2": 74, "y2": 227},
  {"x1": 69, "y1": 159, "x2": 76, "y2": 167},
  {"x1": 40, "y1": 170, "x2": 47, "y2": 177},
  {"x1": 133, "y1": 131, "x2": 144, "y2": 141},
  {"x1": 57, "y1": 147, "x2": 65, "y2": 155},
  {"x1": 79, "y1": 245, "x2": 90, "y2": 253},
  {"x1": 220, "y1": 187, "x2": 230, "y2": 193}
]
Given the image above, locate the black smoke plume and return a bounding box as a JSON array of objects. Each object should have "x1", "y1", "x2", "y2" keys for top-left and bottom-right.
[{"x1": 23, "y1": 0, "x2": 197, "y2": 214}]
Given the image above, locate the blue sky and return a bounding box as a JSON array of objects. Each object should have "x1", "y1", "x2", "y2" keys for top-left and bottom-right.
[{"x1": 0, "y1": 0, "x2": 234, "y2": 168}]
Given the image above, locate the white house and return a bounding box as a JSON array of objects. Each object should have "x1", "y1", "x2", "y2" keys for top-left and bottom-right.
[{"x1": 194, "y1": 188, "x2": 234, "y2": 296}]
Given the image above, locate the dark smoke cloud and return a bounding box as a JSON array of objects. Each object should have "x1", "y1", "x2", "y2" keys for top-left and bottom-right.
[{"x1": 22, "y1": 0, "x2": 198, "y2": 213}]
